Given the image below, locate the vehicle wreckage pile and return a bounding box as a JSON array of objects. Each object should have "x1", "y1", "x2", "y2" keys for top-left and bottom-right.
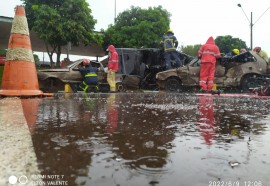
[{"x1": 37, "y1": 48, "x2": 270, "y2": 95}]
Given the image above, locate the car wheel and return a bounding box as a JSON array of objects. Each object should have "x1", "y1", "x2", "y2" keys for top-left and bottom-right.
[
  {"x1": 241, "y1": 75, "x2": 259, "y2": 93},
  {"x1": 165, "y1": 78, "x2": 182, "y2": 92},
  {"x1": 116, "y1": 83, "x2": 125, "y2": 92},
  {"x1": 42, "y1": 78, "x2": 64, "y2": 93}
]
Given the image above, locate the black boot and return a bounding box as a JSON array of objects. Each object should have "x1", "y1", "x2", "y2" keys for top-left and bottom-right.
[{"x1": 211, "y1": 90, "x2": 221, "y2": 95}]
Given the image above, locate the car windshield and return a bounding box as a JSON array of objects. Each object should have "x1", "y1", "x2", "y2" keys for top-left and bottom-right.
[
  {"x1": 66, "y1": 60, "x2": 83, "y2": 68},
  {"x1": 187, "y1": 51, "x2": 258, "y2": 68},
  {"x1": 188, "y1": 58, "x2": 200, "y2": 67},
  {"x1": 221, "y1": 51, "x2": 257, "y2": 63},
  {"x1": 66, "y1": 60, "x2": 103, "y2": 70}
]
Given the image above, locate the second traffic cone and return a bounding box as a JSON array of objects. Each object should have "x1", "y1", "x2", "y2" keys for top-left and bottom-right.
[{"x1": 0, "y1": 5, "x2": 43, "y2": 97}]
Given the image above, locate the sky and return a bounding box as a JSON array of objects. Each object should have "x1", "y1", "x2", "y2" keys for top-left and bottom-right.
[{"x1": 1, "y1": 0, "x2": 270, "y2": 60}]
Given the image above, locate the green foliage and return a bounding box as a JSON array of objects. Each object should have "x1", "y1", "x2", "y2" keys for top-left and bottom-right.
[
  {"x1": 103, "y1": 6, "x2": 171, "y2": 49},
  {"x1": 22, "y1": 0, "x2": 102, "y2": 66},
  {"x1": 181, "y1": 44, "x2": 201, "y2": 57},
  {"x1": 181, "y1": 35, "x2": 247, "y2": 57},
  {"x1": 0, "y1": 49, "x2": 7, "y2": 56},
  {"x1": 215, "y1": 35, "x2": 248, "y2": 54},
  {"x1": 33, "y1": 54, "x2": 39, "y2": 63}
]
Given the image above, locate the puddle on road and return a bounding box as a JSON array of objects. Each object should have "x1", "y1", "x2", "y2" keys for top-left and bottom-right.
[{"x1": 26, "y1": 93, "x2": 270, "y2": 185}]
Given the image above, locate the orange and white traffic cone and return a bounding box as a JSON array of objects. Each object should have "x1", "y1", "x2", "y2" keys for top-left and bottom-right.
[{"x1": 0, "y1": 5, "x2": 43, "y2": 97}]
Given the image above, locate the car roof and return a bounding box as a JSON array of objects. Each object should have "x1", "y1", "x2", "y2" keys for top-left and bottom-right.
[
  {"x1": 187, "y1": 51, "x2": 262, "y2": 66},
  {"x1": 66, "y1": 59, "x2": 101, "y2": 68}
]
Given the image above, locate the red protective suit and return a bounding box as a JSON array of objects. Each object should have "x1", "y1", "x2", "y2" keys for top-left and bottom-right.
[
  {"x1": 107, "y1": 45, "x2": 119, "y2": 91},
  {"x1": 107, "y1": 45, "x2": 119, "y2": 72},
  {"x1": 198, "y1": 36, "x2": 221, "y2": 91}
]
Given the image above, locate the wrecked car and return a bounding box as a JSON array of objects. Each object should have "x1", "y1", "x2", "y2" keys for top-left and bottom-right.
[
  {"x1": 250, "y1": 73, "x2": 270, "y2": 96},
  {"x1": 114, "y1": 48, "x2": 194, "y2": 90},
  {"x1": 38, "y1": 59, "x2": 140, "y2": 93},
  {"x1": 156, "y1": 51, "x2": 270, "y2": 92},
  {"x1": 38, "y1": 48, "x2": 194, "y2": 93}
]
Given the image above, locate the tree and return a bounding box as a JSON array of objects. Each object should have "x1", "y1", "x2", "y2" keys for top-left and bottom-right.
[
  {"x1": 0, "y1": 48, "x2": 6, "y2": 56},
  {"x1": 22, "y1": 0, "x2": 103, "y2": 67},
  {"x1": 181, "y1": 44, "x2": 201, "y2": 57},
  {"x1": 33, "y1": 54, "x2": 39, "y2": 63},
  {"x1": 215, "y1": 35, "x2": 248, "y2": 54},
  {"x1": 103, "y1": 6, "x2": 171, "y2": 49}
]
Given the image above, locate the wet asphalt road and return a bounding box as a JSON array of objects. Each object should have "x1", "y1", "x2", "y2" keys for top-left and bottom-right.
[{"x1": 1, "y1": 92, "x2": 270, "y2": 186}]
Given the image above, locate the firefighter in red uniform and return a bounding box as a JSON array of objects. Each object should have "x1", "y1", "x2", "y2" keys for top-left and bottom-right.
[
  {"x1": 198, "y1": 36, "x2": 221, "y2": 92},
  {"x1": 106, "y1": 45, "x2": 119, "y2": 92}
]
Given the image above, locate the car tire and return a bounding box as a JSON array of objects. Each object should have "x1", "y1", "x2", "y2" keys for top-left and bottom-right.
[
  {"x1": 116, "y1": 83, "x2": 125, "y2": 92},
  {"x1": 241, "y1": 75, "x2": 260, "y2": 93},
  {"x1": 165, "y1": 78, "x2": 182, "y2": 92},
  {"x1": 42, "y1": 78, "x2": 64, "y2": 93}
]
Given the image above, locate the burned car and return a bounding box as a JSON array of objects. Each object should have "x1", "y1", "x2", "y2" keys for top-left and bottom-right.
[
  {"x1": 114, "y1": 48, "x2": 194, "y2": 90},
  {"x1": 156, "y1": 51, "x2": 270, "y2": 92},
  {"x1": 38, "y1": 48, "x2": 194, "y2": 93},
  {"x1": 38, "y1": 59, "x2": 140, "y2": 93}
]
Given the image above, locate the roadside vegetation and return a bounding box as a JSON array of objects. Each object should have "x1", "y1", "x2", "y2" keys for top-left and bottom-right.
[
  {"x1": 20, "y1": 0, "x2": 252, "y2": 65},
  {"x1": 181, "y1": 35, "x2": 248, "y2": 56},
  {"x1": 102, "y1": 6, "x2": 171, "y2": 49},
  {"x1": 22, "y1": 0, "x2": 102, "y2": 67},
  {"x1": 4, "y1": 1, "x2": 269, "y2": 69}
]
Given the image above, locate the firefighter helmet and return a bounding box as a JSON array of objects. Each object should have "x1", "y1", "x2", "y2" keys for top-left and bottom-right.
[
  {"x1": 82, "y1": 59, "x2": 90, "y2": 66},
  {"x1": 232, "y1": 49, "x2": 239, "y2": 55},
  {"x1": 167, "y1": 29, "x2": 174, "y2": 34}
]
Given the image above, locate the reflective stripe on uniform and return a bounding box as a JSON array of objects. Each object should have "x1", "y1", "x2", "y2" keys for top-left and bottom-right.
[
  {"x1": 79, "y1": 80, "x2": 99, "y2": 92},
  {"x1": 108, "y1": 59, "x2": 118, "y2": 63},
  {"x1": 79, "y1": 81, "x2": 89, "y2": 92},
  {"x1": 164, "y1": 38, "x2": 176, "y2": 51},
  {"x1": 85, "y1": 73, "x2": 97, "y2": 77},
  {"x1": 198, "y1": 50, "x2": 220, "y2": 57}
]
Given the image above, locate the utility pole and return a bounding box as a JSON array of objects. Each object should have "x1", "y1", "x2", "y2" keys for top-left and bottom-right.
[
  {"x1": 250, "y1": 12, "x2": 253, "y2": 50},
  {"x1": 237, "y1": 4, "x2": 270, "y2": 50}
]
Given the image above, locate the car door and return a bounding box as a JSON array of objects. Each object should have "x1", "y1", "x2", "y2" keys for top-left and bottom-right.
[
  {"x1": 214, "y1": 61, "x2": 225, "y2": 85},
  {"x1": 181, "y1": 59, "x2": 200, "y2": 85}
]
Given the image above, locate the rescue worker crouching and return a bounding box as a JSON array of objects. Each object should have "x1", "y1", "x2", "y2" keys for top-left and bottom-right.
[
  {"x1": 78, "y1": 59, "x2": 99, "y2": 93},
  {"x1": 106, "y1": 45, "x2": 119, "y2": 92}
]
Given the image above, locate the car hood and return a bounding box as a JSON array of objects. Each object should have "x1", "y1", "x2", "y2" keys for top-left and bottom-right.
[
  {"x1": 156, "y1": 66, "x2": 189, "y2": 80},
  {"x1": 38, "y1": 68, "x2": 70, "y2": 72}
]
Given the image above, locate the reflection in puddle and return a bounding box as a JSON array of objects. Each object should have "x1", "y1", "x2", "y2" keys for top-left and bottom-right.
[{"x1": 26, "y1": 93, "x2": 270, "y2": 185}]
